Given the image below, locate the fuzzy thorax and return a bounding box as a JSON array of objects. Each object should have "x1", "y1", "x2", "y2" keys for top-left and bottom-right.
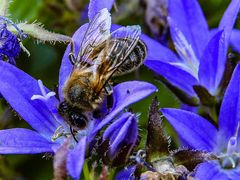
[{"x1": 63, "y1": 71, "x2": 104, "y2": 111}]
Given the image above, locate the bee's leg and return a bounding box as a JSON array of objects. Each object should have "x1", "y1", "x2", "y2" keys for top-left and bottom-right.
[
  {"x1": 104, "y1": 83, "x2": 113, "y2": 95},
  {"x1": 93, "y1": 94, "x2": 113, "y2": 118},
  {"x1": 107, "y1": 93, "x2": 113, "y2": 113},
  {"x1": 53, "y1": 84, "x2": 60, "y2": 100},
  {"x1": 103, "y1": 83, "x2": 114, "y2": 114},
  {"x1": 69, "y1": 41, "x2": 76, "y2": 65},
  {"x1": 70, "y1": 126, "x2": 78, "y2": 143},
  {"x1": 93, "y1": 108, "x2": 101, "y2": 119}
]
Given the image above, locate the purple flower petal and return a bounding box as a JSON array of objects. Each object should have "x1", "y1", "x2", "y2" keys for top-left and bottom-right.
[
  {"x1": 58, "y1": 24, "x2": 88, "y2": 100},
  {"x1": 198, "y1": 30, "x2": 224, "y2": 94},
  {"x1": 115, "y1": 165, "x2": 136, "y2": 180},
  {"x1": 215, "y1": 0, "x2": 240, "y2": 92},
  {"x1": 180, "y1": 103, "x2": 198, "y2": 113},
  {"x1": 88, "y1": 0, "x2": 115, "y2": 20},
  {"x1": 91, "y1": 81, "x2": 157, "y2": 135},
  {"x1": 161, "y1": 108, "x2": 217, "y2": 151},
  {"x1": 145, "y1": 60, "x2": 198, "y2": 96},
  {"x1": 168, "y1": 0, "x2": 209, "y2": 58},
  {"x1": 218, "y1": 64, "x2": 240, "y2": 144},
  {"x1": 126, "y1": 115, "x2": 138, "y2": 145},
  {"x1": 96, "y1": 113, "x2": 137, "y2": 163},
  {"x1": 0, "y1": 23, "x2": 21, "y2": 61},
  {"x1": 109, "y1": 113, "x2": 137, "y2": 157},
  {"x1": 195, "y1": 161, "x2": 240, "y2": 180},
  {"x1": 219, "y1": 0, "x2": 240, "y2": 54},
  {"x1": 103, "y1": 112, "x2": 131, "y2": 140},
  {"x1": 67, "y1": 136, "x2": 87, "y2": 180},
  {"x1": 168, "y1": 18, "x2": 199, "y2": 71},
  {"x1": 230, "y1": 29, "x2": 240, "y2": 53},
  {"x1": 141, "y1": 33, "x2": 181, "y2": 62},
  {"x1": 0, "y1": 128, "x2": 57, "y2": 154},
  {"x1": 0, "y1": 61, "x2": 60, "y2": 139}
]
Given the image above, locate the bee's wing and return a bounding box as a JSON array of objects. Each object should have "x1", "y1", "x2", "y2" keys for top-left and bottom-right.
[
  {"x1": 94, "y1": 25, "x2": 142, "y2": 94},
  {"x1": 75, "y1": 8, "x2": 111, "y2": 66},
  {"x1": 103, "y1": 25, "x2": 142, "y2": 74}
]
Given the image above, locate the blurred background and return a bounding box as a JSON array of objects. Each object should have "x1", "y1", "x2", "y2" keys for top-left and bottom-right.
[{"x1": 0, "y1": 0, "x2": 235, "y2": 179}]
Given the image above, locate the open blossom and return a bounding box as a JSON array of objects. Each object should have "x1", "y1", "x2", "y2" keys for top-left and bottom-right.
[
  {"x1": 0, "y1": 61, "x2": 156, "y2": 179},
  {"x1": 144, "y1": 0, "x2": 240, "y2": 103},
  {"x1": 161, "y1": 63, "x2": 240, "y2": 179},
  {"x1": 0, "y1": 4, "x2": 157, "y2": 179}
]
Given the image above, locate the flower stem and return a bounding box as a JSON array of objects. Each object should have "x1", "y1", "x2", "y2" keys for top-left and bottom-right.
[
  {"x1": 210, "y1": 105, "x2": 218, "y2": 125},
  {"x1": 83, "y1": 161, "x2": 90, "y2": 180}
]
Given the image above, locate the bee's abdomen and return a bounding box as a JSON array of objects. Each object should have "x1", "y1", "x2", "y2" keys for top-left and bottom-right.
[{"x1": 115, "y1": 40, "x2": 147, "y2": 75}]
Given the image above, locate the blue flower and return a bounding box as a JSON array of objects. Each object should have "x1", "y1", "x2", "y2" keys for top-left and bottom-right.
[
  {"x1": 115, "y1": 165, "x2": 136, "y2": 180},
  {"x1": 99, "y1": 112, "x2": 138, "y2": 166},
  {"x1": 0, "y1": 7, "x2": 157, "y2": 179},
  {"x1": 230, "y1": 29, "x2": 240, "y2": 53},
  {"x1": 161, "y1": 63, "x2": 240, "y2": 179},
  {"x1": 0, "y1": 22, "x2": 21, "y2": 64},
  {"x1": 144, "y1": 0, "x2": 240, "y2": 99},
  {"x1": 0, "y1": 61, "x2": 156, "y2": 179}
]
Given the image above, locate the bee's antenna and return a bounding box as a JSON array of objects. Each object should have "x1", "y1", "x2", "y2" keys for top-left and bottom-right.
[{"x1": 70, "y1": 126, "x2": 78, "y2": 143}]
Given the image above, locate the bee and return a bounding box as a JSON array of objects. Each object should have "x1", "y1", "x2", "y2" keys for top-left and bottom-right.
[{"x1": 58, "y1": 8, "x2": 147, "y2": 131}]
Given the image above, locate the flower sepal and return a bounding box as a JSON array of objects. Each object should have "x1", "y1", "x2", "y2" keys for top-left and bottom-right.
[
  {"x1": 8, "y1": 22, "x2": 72, "y2": 44},
  {"x1": 193, "y1": 85, "x2": 216, "y2": 106},
  {"x1": 171, "y1": 149, "x2": 217, "y2": 171},
  {"x1": 146, "y1": 97, "x2": 170, "y2": 162},
  {"x1": 98, "y1": 112, "x2": 138, "y2": 167}
]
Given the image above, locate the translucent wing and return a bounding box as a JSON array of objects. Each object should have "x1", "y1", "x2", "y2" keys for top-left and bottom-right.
[
  {"x1": 112, "y1": 39, "x2": 146, "y2": 76},
  {"x1": 99, "y1": 25, "x2": 142, "y2": 74},
  {"x1": 75, "y1": 8, "x2": 111, "y2": 66},
  {"x1": 93, "y1": 25, "x2": 143, "y2": 94}
]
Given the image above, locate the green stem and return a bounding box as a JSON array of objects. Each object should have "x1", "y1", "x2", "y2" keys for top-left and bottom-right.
[
  {"x1": 83, "y1": 161, "x2": 90, "y2": 180},
  {"x1": 210, "y1": 105, "x2": 218, "y2": 125},
  {"x1": 107, "y1": 168, "x2": 115, "y2": 180}
]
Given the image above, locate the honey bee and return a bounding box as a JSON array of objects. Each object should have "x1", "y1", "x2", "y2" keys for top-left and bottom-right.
[{"x1": 58, "y1": 8, "x2": 147, "y2": 131}]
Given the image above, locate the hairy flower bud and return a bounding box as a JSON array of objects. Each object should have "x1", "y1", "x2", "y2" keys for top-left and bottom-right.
[
  {"x1": 0, "y1": 23, "x2": 20, "y2": 64},
  {"x1": 98, "y1": 112, "x2": 138, "y2": 166}
]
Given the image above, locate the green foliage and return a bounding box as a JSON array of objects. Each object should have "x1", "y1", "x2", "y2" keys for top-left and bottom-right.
[{"x1": 9, "y1": 0, "x2": 42, "y2": 21}]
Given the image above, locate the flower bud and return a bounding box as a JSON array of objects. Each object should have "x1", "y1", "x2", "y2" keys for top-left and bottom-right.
[
  {"x1": 0, "y1": 23, "x2": 21, "y2": 64},
  {"x1": 98, "y1": 112, "x2": 138, "y2": 166}
]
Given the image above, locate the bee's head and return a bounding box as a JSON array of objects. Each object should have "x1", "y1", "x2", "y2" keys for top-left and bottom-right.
[{"x1": 58, "y1": 101, "x2": 88, "y2": 130}]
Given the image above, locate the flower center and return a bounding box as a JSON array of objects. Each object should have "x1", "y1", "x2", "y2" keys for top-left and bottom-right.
[
  {"x1": 219, "y1": 123, "x2": 240, "y2": 169},
  {"x1": 31, "y1": 80, "x2": 69, "y2": 141},
  {"x1": 31, "y1": 80, "x2": 56, "y2": 101}
]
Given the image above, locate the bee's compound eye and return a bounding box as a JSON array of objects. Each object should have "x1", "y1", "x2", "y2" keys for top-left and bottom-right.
[
  {"x1": 58, "y1": 101, "x2": 69, "y2": 114},
  {"x1": 70, "y1": 112, "x2": 88, "y2": 129}
]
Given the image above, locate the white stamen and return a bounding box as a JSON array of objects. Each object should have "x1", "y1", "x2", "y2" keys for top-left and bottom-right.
[
  {"x1": 222, "y1": 156, "x2": 236, "y2": 169},
  {"x1": 31, "y1": 79, "x2": 56, "y2": 101},
  {"x1": 38, "y1": 79, "x2": 47, "y2": 96},
  {"x1": 227, "y1": 122, "x2": 240, "y2": 154}
]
